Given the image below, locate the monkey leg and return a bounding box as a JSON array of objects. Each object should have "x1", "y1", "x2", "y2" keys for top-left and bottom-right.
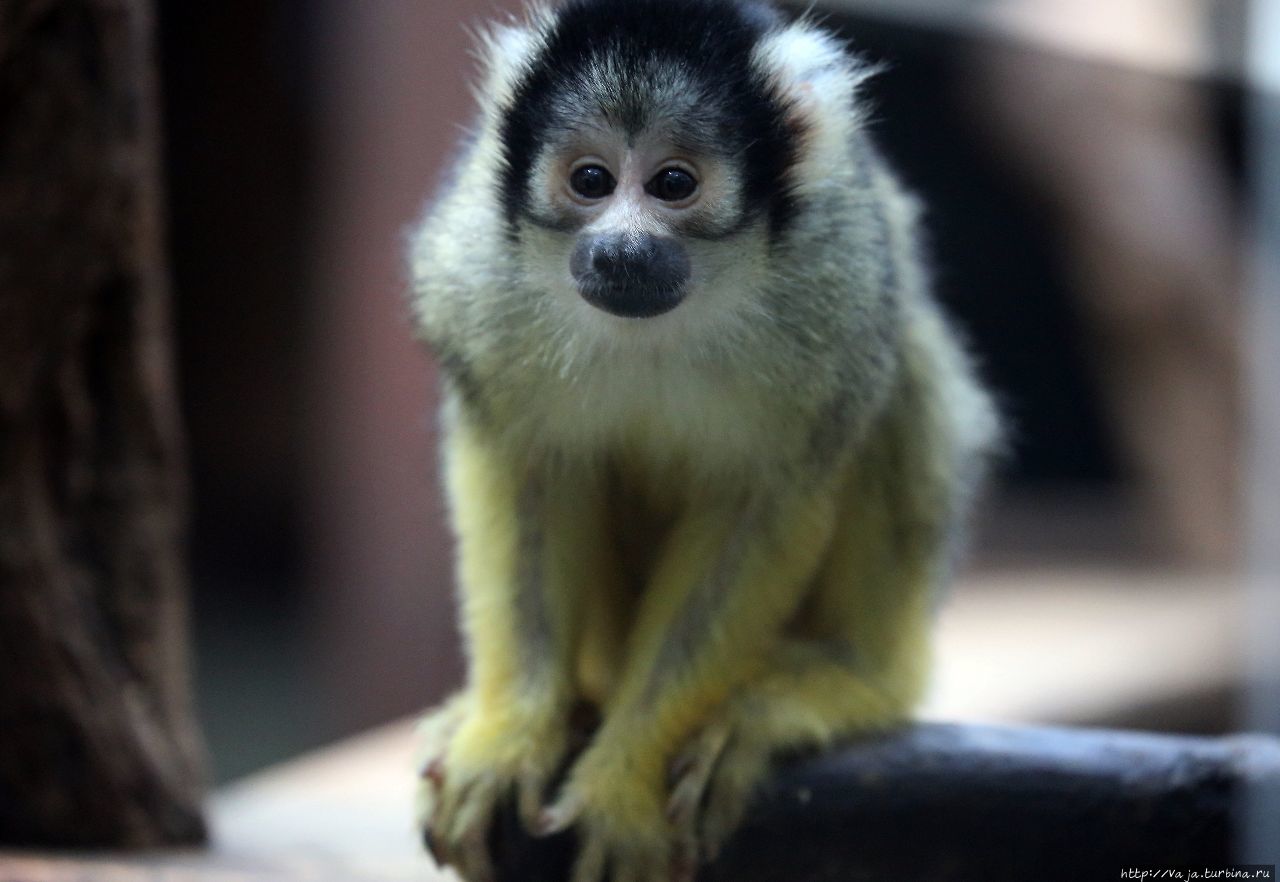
[
  {"x1": 537, "y1": 482, "x2": 842, "y2": 882},
  {"x1": 417, "y1": 413, "x2": 620, "y2": 882}
]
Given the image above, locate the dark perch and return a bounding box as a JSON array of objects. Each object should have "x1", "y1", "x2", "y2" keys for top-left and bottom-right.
[
  {"x1": 0, "y1": 0, "x2": 206, "y2": 848},
  {"x1": 490, "y1": 722, "x2": 1280, "y2": 882}
]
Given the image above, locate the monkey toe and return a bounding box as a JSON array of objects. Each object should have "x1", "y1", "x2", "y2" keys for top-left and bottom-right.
[
  {"x1": 666, "y1": 716, "x2": 773, "y2": 866},
  {"x1": 665, "y1": 719, "x2": 732, "y2": 827}
]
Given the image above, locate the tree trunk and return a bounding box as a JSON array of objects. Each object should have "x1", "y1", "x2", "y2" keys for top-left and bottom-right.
[{"x1": 0, "y1": 0, "x2": 207, "y2": 847}]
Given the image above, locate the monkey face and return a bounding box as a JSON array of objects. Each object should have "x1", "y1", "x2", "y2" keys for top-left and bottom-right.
[
  {"x1": 513, "y1": 122, "x2": 767, "y2": 331},
  {"x1": 547, "y1": 133, "x2": 730, "y2": 318},
  {"x1": 487, "y1": 0, "x2": 814, "y2": 342},
  {"x1": 559, "y1": 140, "x2": 700, "y2": 318}
]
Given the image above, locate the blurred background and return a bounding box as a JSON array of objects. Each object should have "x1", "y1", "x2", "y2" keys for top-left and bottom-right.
[{"x1": 152, "y1": 0, "x2": 1277, "y2": 791}]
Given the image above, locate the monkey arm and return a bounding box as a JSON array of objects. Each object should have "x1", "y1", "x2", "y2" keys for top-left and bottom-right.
[
  {"x1": 418, "y1": 410, "x2": 622, "y2": 878},
  {"x1": 446, "y1": 417, "x2": 562, "y2": 720},
  {"x1": 440, "y1": 409, "x2": 624, "y2": 745}
]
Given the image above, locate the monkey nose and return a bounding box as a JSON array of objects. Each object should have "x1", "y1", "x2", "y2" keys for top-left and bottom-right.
[
  {"x1": 571, "y1": 234, "x2": 690, "y2": 319},
  {"x1": 590, "y1": 236, "x2": 656, "y2": 278}
]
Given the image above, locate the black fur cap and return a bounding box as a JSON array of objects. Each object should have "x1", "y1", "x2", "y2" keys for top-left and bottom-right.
[{"x1": 497, "y1": 0, "x2": 804, "y2": 237}]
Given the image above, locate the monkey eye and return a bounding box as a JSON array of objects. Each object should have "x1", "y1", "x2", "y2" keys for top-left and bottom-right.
[
  {"x1": 569, "y1": 165, "x2": 616, "y2": 200},
  {"x1": 646, "y1": 167, "x2": 698, "y2": 202}
]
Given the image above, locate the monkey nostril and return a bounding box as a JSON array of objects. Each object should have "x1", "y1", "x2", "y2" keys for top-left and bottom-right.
[
  {"x1": 636, "y1": 237, "x2": 659, "y2": 262},
  {"x1": 591, "y1": 245, "x2": 614, "y2": 274},
  {"x1": 592, "y1": 238, "x2": 659, "y2": 282},
  {"x1": 592, "y1": 242, "x2": 641, "y2": 284}
]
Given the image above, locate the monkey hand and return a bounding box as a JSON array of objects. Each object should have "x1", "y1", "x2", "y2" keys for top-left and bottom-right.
[
  {"x1": 538, "y1": 740, "x2": 686, "y2": 882},
  {"x1": 416, "y1": 693, "x2": 570, "y2": 882}
]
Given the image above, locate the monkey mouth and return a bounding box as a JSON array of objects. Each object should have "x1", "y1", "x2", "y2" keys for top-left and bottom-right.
[{"x1": 576, "y1": 281, "x2": 686, "y2": 319}]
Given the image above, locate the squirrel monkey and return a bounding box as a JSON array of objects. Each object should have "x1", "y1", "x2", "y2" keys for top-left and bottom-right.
[{"x1": 409, "y1": 1, "x2": 999, "y2": 879}]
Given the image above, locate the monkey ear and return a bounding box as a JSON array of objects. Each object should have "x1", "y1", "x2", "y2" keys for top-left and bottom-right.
[
  {"x1": 754, "y1": 22, "x2": 880, "y2": 127},
  {"x1": 753, "y1": 22, "x2": 881, "y2": 191},
  {"x1": 469, "y1": 5, "x2": 554, "y2": 117}
]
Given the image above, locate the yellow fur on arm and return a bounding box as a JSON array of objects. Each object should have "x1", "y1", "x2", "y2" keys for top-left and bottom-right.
[
  {"x1": 444, "y1": 414, "x2": 613, "y2": 725},
  {"x1": 444, "y1": 416, "x2": 534, "y2": 711}
]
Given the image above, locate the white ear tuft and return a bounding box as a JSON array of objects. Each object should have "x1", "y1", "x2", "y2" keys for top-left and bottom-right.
[
  {"x1": 753, "y1": 22, "x2": 878, "y2": 128},
  {"x1": 471, "y1": 5, "x2": 554, "y2": 115},
  {"x1": 752, "y1": 21, "x2": 880, "y2": 196}
]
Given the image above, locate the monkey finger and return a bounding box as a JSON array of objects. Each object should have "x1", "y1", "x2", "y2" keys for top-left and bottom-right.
[
  {"x1": 420, "y1": 756, "x2": 446, "y2": 789},
  {"x1": 447, "y1": 774, "x2": 497, "y2": 843},
  {"x1": 430, "y1": 777, "x2": 481, "y2": 867},
  {"x1": 414, "y1": 770, "x2": 444, "y2": 839},
  {"x1": 536, "y1": 790, "x2": 583, "y2": 837},
  {"x1": 516, "y1": 762, "x2": 551, "y2": 831},
  {"x1": 452, "y1": 816, "x2": 497, "y2": 882},
  {"x1": 439, "y1": 775, "x2": 502, "y2": 879},
  {"x1": 698, "y1": 744, "x2": 768, "y2": 864},
  {"x1": 413, "y1": 698, "x2": 467, "y2": 801},
  {"x1": 422, "y1": 826, "x2": 447, "y2": 869},
  {"x1": 433, "y1": 776, "x2": 469, "y2": 832},
  {"x1": 666, "y1": 720, "x2": 732, "y2": 825}
]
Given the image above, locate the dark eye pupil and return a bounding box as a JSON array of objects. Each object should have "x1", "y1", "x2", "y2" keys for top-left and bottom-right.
[
  {"x1": 570, "y1": 165, "x2": 615, "y2": 199},
  {"x1": 648, "y1": 168, "x2": 697, "y2": 202}
]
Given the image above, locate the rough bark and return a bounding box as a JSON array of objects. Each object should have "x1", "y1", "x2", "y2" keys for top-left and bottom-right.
[{"x1": 0, "y1": 0, "x2": 207, "y2": 848}]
